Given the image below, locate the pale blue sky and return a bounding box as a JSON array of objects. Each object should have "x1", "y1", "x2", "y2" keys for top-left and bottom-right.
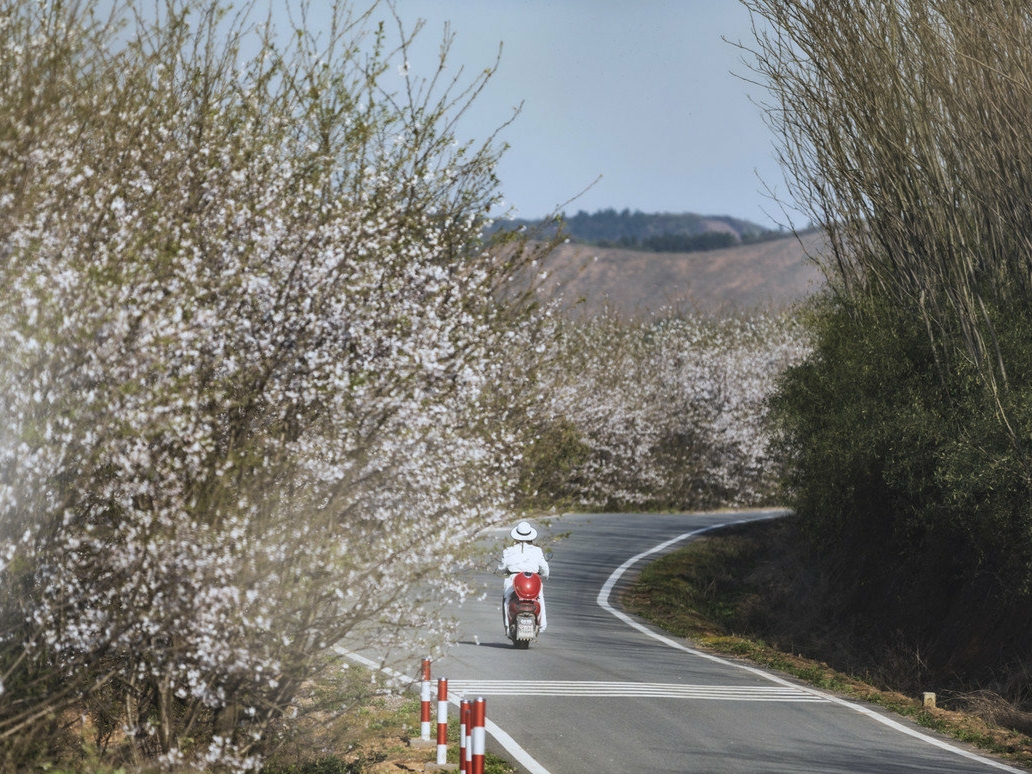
[
  {"x1": 299, "y1": 1, "x2": 789, "y2": 228},
  {"x1": 388, "y1": 1, "x2": 780, "y2": 227}
]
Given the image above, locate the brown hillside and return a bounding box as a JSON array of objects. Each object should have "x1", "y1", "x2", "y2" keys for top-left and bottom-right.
[{"x1": 529, "y1": 229, "x2": 828, "y2": 318}]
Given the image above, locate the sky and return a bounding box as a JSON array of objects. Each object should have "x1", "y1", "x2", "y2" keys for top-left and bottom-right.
[{"x1": 302, "y1": 1, "x2": 791, "y2": 228}]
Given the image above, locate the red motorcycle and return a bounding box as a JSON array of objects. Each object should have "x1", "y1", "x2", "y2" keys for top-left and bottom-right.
[{"x1": 506, "y1": 571, "x2": 543, "y2": 649}]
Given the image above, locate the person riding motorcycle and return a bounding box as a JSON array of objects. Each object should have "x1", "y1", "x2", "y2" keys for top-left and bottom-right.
[{"x1": 499, "y1": 520, "x2": 549, "y2": 633}]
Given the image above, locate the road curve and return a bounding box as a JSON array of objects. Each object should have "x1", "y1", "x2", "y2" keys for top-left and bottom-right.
[{"x1": 431, "y1": 511, "x2": 1027, "y2": 774}]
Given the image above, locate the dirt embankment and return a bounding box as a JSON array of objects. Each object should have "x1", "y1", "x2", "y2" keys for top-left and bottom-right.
[{"x1": 522, "y1": 229, "x2": 828, "y2": 318}]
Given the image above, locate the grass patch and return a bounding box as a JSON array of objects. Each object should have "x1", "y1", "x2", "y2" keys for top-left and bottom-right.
[{"x1": 621, "y1": 517, "x2": 1032, "y2": 769}]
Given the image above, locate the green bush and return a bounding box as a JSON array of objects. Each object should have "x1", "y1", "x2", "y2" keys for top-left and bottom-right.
[{"x1": 771, "y1": 294, "x2": 1032, "y2": 678}]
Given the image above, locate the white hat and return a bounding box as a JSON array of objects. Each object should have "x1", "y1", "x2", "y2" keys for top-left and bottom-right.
[{"x1": 510, "y1": 521, "x2": 537, "y2": 542}]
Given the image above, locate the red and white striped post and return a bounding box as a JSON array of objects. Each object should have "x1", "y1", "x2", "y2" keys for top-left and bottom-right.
[
  {"x1": 459, "y1": 698, "x2": 471, "y2": 773},
  {"x1": 436, "y1": 677, "x2": 449, "y2": 765},
  {"x1": 419, "y1": 659, "x2": 432, "y2": 742},
  {"x1": 471, "y1": 697, "x2": 486, "y2": 774}
]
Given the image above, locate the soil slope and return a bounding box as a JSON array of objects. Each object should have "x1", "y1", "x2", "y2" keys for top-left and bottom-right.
[{"x1": 528, "y1": 229, "x2": 828, "y2": 318}]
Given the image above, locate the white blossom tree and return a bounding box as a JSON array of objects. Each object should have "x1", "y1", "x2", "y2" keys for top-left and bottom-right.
[
  {"x1": 521, "y1": 310, "x2": 811, "y2": 510},
  {"x1": 0, "y1": 1, "x2": 538, "y2": 769}
]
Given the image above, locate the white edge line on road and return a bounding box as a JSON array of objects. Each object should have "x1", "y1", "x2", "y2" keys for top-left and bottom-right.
[
  {"x1": 334, "y1": 646, "x2": 552, "y2": 774},
  {"x1": 596, "y1": 511, "x2": 1026, "y2": 774}
]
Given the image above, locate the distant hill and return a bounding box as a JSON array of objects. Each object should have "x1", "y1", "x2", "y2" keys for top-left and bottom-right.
[
  {"x1": 518, "y1": 228, "x2": 827, "y2": 319},
  {"x1": 493, "y1": 208, "x2": 788, "y2": 253}
]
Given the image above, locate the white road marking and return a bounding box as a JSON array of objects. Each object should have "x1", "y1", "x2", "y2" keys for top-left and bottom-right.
[
  {"x1": 596, "y1": 512, "x2": 1027, "y2": 774},
  {"x1": 448, "y1": 680, "x2": 829, "y2": 701}
]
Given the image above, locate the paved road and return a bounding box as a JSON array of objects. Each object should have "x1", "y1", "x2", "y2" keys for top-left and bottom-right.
[{"x1": 425, "y1": 511, "x2": 1027, "y2": 774}]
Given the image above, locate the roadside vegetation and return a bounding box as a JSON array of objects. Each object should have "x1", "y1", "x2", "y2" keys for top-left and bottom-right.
[
  {"x1": 0, "y1": 1, "x2": 546, "y2": 770},
  {"x1": 515, "y1": 310, "x2": 810, "y2": 512}
]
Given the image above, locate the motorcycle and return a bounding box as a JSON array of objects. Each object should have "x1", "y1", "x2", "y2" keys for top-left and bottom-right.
[{"x1": 506, "y1": 571, "x2": 543, "y2": 649}]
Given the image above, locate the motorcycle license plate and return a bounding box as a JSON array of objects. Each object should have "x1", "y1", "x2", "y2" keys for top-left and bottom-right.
[{"x1": 516, "y1": 614, "x2": 536, "y2": 640}]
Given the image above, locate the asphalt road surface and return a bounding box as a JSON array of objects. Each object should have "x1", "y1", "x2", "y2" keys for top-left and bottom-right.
[{"x1": 346, "y1": 510, "x2": 1028, "y2": 773}]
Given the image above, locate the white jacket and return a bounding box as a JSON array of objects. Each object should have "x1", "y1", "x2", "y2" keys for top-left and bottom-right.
[{"x1": 499, "y1": 543, "x2": 549, "y2": 579}]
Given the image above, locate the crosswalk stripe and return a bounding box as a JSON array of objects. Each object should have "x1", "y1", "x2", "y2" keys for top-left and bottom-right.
[{"x1": 446, "y1": 680, "x2": 829, "y2": 702}]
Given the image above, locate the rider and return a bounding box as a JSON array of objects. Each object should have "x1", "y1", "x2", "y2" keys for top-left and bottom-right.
[{"x1": 499, "y1": 520, "x2": 550, "y2": 633}]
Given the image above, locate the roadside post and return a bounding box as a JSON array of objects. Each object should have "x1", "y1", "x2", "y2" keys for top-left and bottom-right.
[
  {"x1": 420, "y1": 658, "x2": 433, "y2": 741},
  {"x1": 436, "y1": 678, "x2": 449, "y2": 765},
  {"x1": 471, "y1": 697, "x2": 487, "y2": 774},
  {"x1": 408, "y1": 658, "x2": 436, "y2": 752},
  {"x1": 459, "y1": 698, "x2": 471, "y2": 773}
]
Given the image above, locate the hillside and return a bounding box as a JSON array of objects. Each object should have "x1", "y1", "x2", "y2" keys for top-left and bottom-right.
[
  {"x1": 495, "y1": 208, "x2": 779, "y2": 252},
  {"x1": 524, "y1": 228, "x2": 827, "y2": 318}
]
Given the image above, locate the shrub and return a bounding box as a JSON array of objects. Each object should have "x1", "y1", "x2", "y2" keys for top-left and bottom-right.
[
  {"x1": 0, "y1": 0, "x2": 536, "y2": 769},
  {"x1": 522, "y1": 311, "x2": 811, "y2": 511}
]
